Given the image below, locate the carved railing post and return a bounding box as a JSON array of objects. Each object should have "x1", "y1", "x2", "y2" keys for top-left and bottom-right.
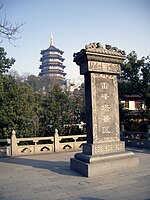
[
  {"x1": 11, "y1": 130, "x2": 17, "y2": 156},
  {"x1": 73, "y1": 137, "x2": 78, "y2": 150},
  {"x1": 54, "y1": 129, "x2": 59, "y2": 152},
  {"x1": 33, "y1": 139, "x2": 39, "y2": 154}
]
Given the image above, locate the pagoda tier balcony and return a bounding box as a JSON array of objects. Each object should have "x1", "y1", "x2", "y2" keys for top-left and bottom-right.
[
  {"x1": 40, "y1": 55, "x2": 65, "y2": 62},
  {"x1": 39, "y1": 71, "x2": 66, "y2": 79},
  {"x1": 40, "y1": 60, "x2": 63, "y2": 66},
  {"x1": 39, "y1": 63, "x2": 66, "y2": 69},
  {"x1": 41, "y1": 65, "x2": 64, "y2": 69},
  {"x1": 40, "y1": 69, "x2": 67, "y2": 76},
  {"x1": 40, "y1": 62, "x2": 65, "y2": 66},
  {"x1": 40, "y1": 58, "x2": 64, "y2": 64}
]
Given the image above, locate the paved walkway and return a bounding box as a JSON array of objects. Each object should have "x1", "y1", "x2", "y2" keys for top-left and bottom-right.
[{"x1": 0, "y1": 147, "x2": 150, "y2": 200}]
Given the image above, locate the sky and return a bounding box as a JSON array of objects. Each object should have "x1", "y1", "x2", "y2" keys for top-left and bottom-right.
[{"x1": 1, "y1": 0, "x2": 150, "y2": 83}]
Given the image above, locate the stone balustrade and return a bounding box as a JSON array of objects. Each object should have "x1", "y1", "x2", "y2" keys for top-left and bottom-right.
[
  {"x1": 123, "y1": 131, "x2": 150, "y2": 149},
  {"x1": 1, "y1": 129, "x2": 149, "y2": 157},
  {"x1": 0, "y1": 129, "x2": 86, "y2": 157},
  {"x1": 0, "y1": 138, "x2": 11, "y2": 157}
]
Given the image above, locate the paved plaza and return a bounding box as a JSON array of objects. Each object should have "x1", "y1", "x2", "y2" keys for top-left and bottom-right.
[{"x1": 0, "y1": 147, "x2": 150, "y2": 200}]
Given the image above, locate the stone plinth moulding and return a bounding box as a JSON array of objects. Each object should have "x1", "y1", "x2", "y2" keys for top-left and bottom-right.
[{"x1": 70, "y1": 42, "x2": 139, "y2": 177}]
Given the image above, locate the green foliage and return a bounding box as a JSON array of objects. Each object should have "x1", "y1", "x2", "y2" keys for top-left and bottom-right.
[
  {"x1": 119, "y1": 51, "x2": 144, "y2": 95},
  {"x1": 119, "y1": 51, "x2": 150, "y2": 99},
  {"x1": 35, "y1": 82, "x2": 85, "y2": 136},
  {"x1": 119, "y1": 51, "x2": 150, "y2": 130},
  {"x1": 1, "y1": 47, "x2": 149, "y2": 138},
  {"x1": 140, "y1": 56, "x2": 150, "y2": 109},
  {"x1": 26, "y1": 75, "x2": 53, "y2": 94},
  {"x1": 0, "y1": 47, "x2": 86, "y2": 138},
  {"x1": 0, "y1": 47, "x2": 15, "y2": 74},
  {"x1": 0, "y1": 75, "x2": 37, "y2": 138}
]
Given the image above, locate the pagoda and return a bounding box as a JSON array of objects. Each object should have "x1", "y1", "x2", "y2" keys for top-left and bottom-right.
[{"x1": 39, "y1": 34, "x2": 66, "y2": 84}]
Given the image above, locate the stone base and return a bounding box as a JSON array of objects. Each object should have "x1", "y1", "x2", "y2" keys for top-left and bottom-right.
[
  {"x1": 83, "y1": 142, "x2": 125, "y2": 155},
  {"x1": 70, "y1": 151, "x2": 139, "y2": 177}
]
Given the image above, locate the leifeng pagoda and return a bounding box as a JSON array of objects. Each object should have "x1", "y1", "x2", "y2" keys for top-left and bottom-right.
[{"x1": 39, "y1": 34, "x2": 66, "y2": 84}]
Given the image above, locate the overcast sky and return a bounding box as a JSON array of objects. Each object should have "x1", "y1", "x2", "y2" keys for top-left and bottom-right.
[{"x1": 2, "y1": 0, "x2": 150, "y2": 83}]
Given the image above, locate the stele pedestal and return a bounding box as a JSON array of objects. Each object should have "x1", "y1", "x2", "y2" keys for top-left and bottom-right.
[{"x1": 70, "y1": 42, "x2": 139, "y2": 177}]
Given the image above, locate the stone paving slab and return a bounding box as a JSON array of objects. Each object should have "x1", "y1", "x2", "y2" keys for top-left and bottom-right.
[{"x1": 0, "y1": 147, "x2": 150, "y2": 200}]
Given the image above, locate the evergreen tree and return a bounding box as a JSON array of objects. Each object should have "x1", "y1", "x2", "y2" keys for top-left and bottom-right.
[
  {"x1": 119, "y1": 51, "x2": 143, "y2": 95},
  {"x1": 0, "y1": 75, "x2": 36, "y2": 138},
  {"x1": 0, "y1": 47, "x2": 15, "y2": 74},
  {"x1": 119, "y1": 51, "x2": 150, "y2": 130},
  {"x1": 40, "y1": 83, "x2": 71, "y2": 135}
]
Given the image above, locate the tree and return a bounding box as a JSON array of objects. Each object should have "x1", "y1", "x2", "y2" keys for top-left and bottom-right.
[
  {"x1": 0, "y1": 3, "x2": 24, "y2": 45},
  {"x1": 0, "y1": 75, "x2": 37, "y2": 138},
  {"x1": 119, "y1": 51, "x2": 150, "y2": 107},
  {"x1": 69, "y1": 84, "x2": 86, "y2": 124},
  {"x1": 39, "y1": 81, "x2": 86, "y2": 136},
  {"x1": 39, "y1": 84, "x2": 71, "y2": 135},
  {"x1": 119, "y1": 51, "x2": 144, "y2": 95},
  {"x1": 0, "y1": 47, "x2": 15, "y2": 74},
  {"x1": 140, "y1": 56, "x2": 150, "y2": 109},
  {"x1": 26, "y1": 75, "x2": 53, "y2": 94},
  {"x1": 139, "y1": 56, "x2": 150, "y2": 121},
  {"x1": 0, "y1": 47, "x2": 15, "y2": 107},
  {"x1": 119, "y1": 51, "x2": 150, "y2": 130}
]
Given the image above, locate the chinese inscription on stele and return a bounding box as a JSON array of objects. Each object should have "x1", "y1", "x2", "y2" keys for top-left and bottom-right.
[{"x1": 92, "y1": 74, "x2": 118, "y2": 141}]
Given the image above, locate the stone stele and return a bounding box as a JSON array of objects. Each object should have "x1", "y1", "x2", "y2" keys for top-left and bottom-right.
[{"x1": 70, "y1": 42, "x2": 139, "y2": 177}]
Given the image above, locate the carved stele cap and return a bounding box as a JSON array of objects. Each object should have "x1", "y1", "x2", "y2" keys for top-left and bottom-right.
[{"x1": 73, "y1": 42, "x2": 126, "y2": 75}]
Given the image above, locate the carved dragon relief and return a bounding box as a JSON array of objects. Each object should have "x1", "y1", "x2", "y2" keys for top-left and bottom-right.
[
  {"x1": 85, "y1": 42, "x2": 126, "y2": 56},
  {"x1": 73, "y1": 42, "x2": 126, "y2": 59}
]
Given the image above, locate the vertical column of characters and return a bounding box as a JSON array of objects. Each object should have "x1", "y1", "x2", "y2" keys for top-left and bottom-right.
[{"x1": 100, "y1": 81, "x2": 111, "y2": 136}]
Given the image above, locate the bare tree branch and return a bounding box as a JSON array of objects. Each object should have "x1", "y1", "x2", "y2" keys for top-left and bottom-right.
[{"x1": 0, "y1": 3, "x2": 25, "y2": 46}]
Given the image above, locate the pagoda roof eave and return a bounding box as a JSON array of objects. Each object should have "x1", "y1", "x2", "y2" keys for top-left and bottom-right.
[
  {"x1": 41, "y1": 45, "x2": 64, "y2": 54},
  {"x1": 39, "y1": 63, "x2": 66, "y2": 69},
  {"x1": 40, "y1": 56, "x2": 65, "y2": 62},
  {"x1": 39, "y1": 72, "x2": 66, "y2": 77}
]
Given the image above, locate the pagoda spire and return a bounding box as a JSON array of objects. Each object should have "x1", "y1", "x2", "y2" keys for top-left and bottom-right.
[{"x1": 50, "y1": 32, "x2": 53, "y2": 46}]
